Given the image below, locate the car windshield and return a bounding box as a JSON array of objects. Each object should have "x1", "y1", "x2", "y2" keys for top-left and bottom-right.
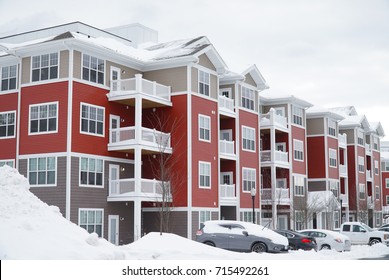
[{"x1": 361, "y1": 223, "x2": 373, "y2": 232}]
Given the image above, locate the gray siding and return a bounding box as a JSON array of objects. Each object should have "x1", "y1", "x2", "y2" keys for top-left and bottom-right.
[
  {"x1": 21, "y1": 57, "x2": 30, "y2": 84},
  {"x1": 143, "y1": 210, "x2": 188, "y2": 238},
  {"x1": 308, "y1": 180, "x2": 326, "y2": 192},
  {"x1": 73, "y1": 51, "x2": 82, "y2": 79},
  {"x1": 307, "y1": 118, "x2": 325, "y2": 135},
  {"x1": 244, "y1": 73, "x2": 256, "y2": 87},
  {"x1": 105, "y1": 61, "x2": 140, "y2": 88},
  {"x1": 143, "y1": 67, "x2": 187, "y2": 93},
  {"x1": 59, "y1": 50, "x2": 69, "y2": 79},
  {"x1": 198, "y1": 54, "x2": 216, "y2": 71}
]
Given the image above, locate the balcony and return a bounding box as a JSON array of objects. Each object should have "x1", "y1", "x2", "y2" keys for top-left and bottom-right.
[
  {"x1": 260, "y1": 109, "x2": 287, "y2": 130},
  {"x1": 261, "y1": 188, "x2": 290, "y2": 205},
  {"x1": 339, "y1": 194, "x2": 349, "y2": 207},
  {"x1": 107, "y1": 74, "x2": 171, "y2": 107},
  {"x1": 108, "y1": 126, "x2": 172, "y2": 153},
  {"x1": 260, "y1": 150, "x2": 289, "y2": 168},
  {"x1": 338, "y1": 133, "x2": 347, "y2": 148},
  {"x1": 383, "y1": 206, "x2": 389, "y2": 214},
  {"x1": 366, "y1": 170, "x2": 372, "y2": 181},
  {"x1": 108, "y1": 178, "x2": 171, "y2": 202},
  {"x1": 219, "y1": 140, "x2": 236, "y2": 159},
  {"x1": 339, "y1": 164, "x2": 348, "y2": 177},
  {"x1": 218, "y1": 95, "x2": 235, "y2": 117},
  {"x1": 219, "y1": 184, "x2": 237, "y2": 205},
  {"x1": 365, "y1": 144, "x2": 372, "y2": 156},
  {"x1": 367, "y1": 196, "x2": 374, "y2": 209}
]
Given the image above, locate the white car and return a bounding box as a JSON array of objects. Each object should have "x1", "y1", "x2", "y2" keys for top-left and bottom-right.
[{"x1": 299, "y1": 229, "x2": 351, "y2": 252}]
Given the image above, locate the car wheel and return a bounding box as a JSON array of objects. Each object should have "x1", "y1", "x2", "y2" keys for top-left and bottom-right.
[
  {"x1": 251, "y1": 242, "x2": 267, "y2": 253},
  {"x1": 369, "y1": 239, "x2": 380, "y2": 246},
  {"x1": 204, "y1": 241, "x2": 215, "y2": 247},
  {"x1": 289, "y1": 244, "x2": 297, "y2": 251},
  {"x1": 321, "y1": 244, "x2": 331, "y2": 250}
]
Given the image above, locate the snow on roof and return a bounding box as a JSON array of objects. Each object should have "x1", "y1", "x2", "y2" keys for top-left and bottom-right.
[
  {"x1": 259, "y1": 88, "x2": 313, "y2": 108},
  {"x1": 330, "y1": 106, "x2": 358, "y2": 117},
  {"x1": 306, "y1": 105, "x2": 344, "y2": 120}
]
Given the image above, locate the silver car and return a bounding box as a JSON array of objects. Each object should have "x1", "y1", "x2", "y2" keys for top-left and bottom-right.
[{"x1": 195, "y1": 220, "x2": 289, "y2": 253}]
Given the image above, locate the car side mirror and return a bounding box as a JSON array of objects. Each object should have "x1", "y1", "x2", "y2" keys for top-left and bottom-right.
[
  {"x1": 361, "y1": 229, "x2": 366, "y2": 233},
  {"x1": 242, "y1": 231, "x2": 249, "y2": 236}
]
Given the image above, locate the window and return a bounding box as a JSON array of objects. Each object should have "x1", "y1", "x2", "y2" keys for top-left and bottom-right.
[
  {"x1": 375, "y1": 160, "x2": 379, "y2": 175},
  {"x1": 358, "y1": 156, "x2": 364, "y2": 173},
  {"x1": 28, "y1": 157, "x2": 56, "y2": 186},
  {"x1": 219, "y1": 88, "x2": 231, "y2": 98},
  {"x1": 375, "y1": 185, "x2": 380, "y2": 200},
  {"x1": 32, "y1": 53, "x2": 58, "y2": 82},
  {"x1": 1, "y1": 65, "x2": 17, "y2": 91},
  {"x1": 242, "y1": 126, "x2": 255, "y2": 151},
  {"x1": 292, "y1": 106, "x2": 303, "y2": 126},
  {"x1": 242, "y1": 168, "x2": 256, "y2": 192},
  {"x1": 334, "y1": 211, "x2": 340, "y2": 229},
  {"x1": 386, "y1": 178, "x2": 389, "y2": 189},
  {"x1": 0, "y1": 111, "x2": 15, "y2": 138},
  {"x1": 357, "y1": 130, "x2": 364, "y2": 146},
  {"x1": 386, "y1": 195, "x2": 389, "y2": 205},
  {"x1": 199, "y1": 161, "x2": 211, "y2": 188},
  {"x1": 82, "y1": 54, "x2": 104, "y2": 85},
  {"x1": 198, "y1": 115, "x2": 210, "y2": 141},
  {"x1": 328, "y1": 119, "x2": 336, "y2": 137},
  {"x1": 79, "y1": 209, "x2": 103, "y2": 237},
  {"x1": 242, "y1": 211, "x2": 254, "y2": 223},
  {"x1": 293, "y1": 139, "x2": 304, "y2": 161},
  {"x1": 359, "y1": 184, "x2": 365, "y2": 199},
  {"x1": 80, "y1": 157, "x2": 103, "y2": 187},
  {"x1": 241, "y1": 86, "x2": 255, "y2": 110},
  {"x1": 330, "y1": 181, "x2": 339, "y2": 198},
  {"x1": 29, "y1": 102, "x2": 58, "y2": 134},
  {"x1": 199, "y1": 210, "x2": 212, "y2": 226},
  {"x1": 373, "y1": 137, "x2": 379, "y2": 150},
  {"x1": 294, "y1": 176, "x2": 305, "y2": 196},
  {"x1": 81, "y1": 103, "x2": 104, "y2": 136},
  {"x1": 295, "y1": 210, "x2": 303, "y2": 231},
  {"x1": 198, "y1": 70, "x2": 210, "y2": 96},
  {"x1": 383, "y1": 160, "x2": 389, "y2": 172},
  {"x1": 329, "y1": 149, "x2": 337, "y2": 167},
  {"x1": 0, "y1": 160, "x2": 14, "y2": 168},
  {"x1": 276, "y1": 178, "x2": 287, "y2": 189},
  {"x1": 376, "y1": 212, "x2": 382, "y2": 227}
]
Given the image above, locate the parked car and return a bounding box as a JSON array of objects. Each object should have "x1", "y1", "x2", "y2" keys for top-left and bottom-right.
[
  {"x1": 379, "y1": 224, "x2": 389, "y2": 229},
  {"x1": 299, "y1": 229, "x2": 351, "y2": 252},
  {"x1": 195, "y1": 220, "x2": 289, "y2": 253},
  {"x1": 340, "y1": 222, "x2": 389, "y2": 246},
  {"x1": 274, "y1": 229, "x2": 317, "y2": 251},
  {"x1": 378, "y1": 227, "x2": 389, "y2": 233}
]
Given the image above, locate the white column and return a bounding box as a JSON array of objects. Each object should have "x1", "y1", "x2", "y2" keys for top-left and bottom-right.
[
  {"x1": 270, "y1": 127, "x2": 278, "y2": 229},
  {"x1": 133, "y1": 199, "x2": 142, "y2": 241}
]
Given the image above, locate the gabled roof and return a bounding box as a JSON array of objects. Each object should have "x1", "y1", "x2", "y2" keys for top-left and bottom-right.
[
  {"x1": 369, "y1": 122, "x2": 385, "y2": 137},
  {"x1": 330, "y1": 106, "x2": 358, "y2": 117},
  {"x1": 306, "y1": 105, "x2": 344, "y2": 120},
  {"x1": 241, "y1": 64, "x2": 269, "y2": 91},
  {"x1": 219, "y1": 69, "x2": 245, "y2": 85},
  {"x1": 259, "y1": 88, "x2": 313, "y2": 108},
  {"x1": 338, "y1": 114, "x2": 370, "y2": 130}
]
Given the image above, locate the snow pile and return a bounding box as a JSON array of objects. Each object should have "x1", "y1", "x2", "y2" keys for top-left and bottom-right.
[{"x1": 0, "y1": 166, "x2": 126, "y2": 260}]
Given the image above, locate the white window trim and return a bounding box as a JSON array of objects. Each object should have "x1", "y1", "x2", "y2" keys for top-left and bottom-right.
[
  {"x1": 374, "y1": 160, "x2": 379, "y2": 175},
  {"x1": 1, "y1": 64, "x2": 17, "y2": 92},
  {"x1": 81, "y1": 53, "x2": 105, "y2": 85},
  {"x1": 199, "y1": 161, "x2": 211, "y2": 189},
  {"x1": 219, "y1": 88, "x2": 232, "y2": 98},
  {"x1": 386, "y1": 195, "x2": 389, "y2": 205},
  {"x1": 328, "y1": 119, "x2": 337, "y2": 137},
  {"x1": 0, "y1": 159, "x2": 15, "y2": 168},
  {"x1": 27, "y1": 156, "x2": 57, "y2": 187},
  {"x1": 357, "y1": 130, "x2": 364, "y2": 146},
  {"x1": 358, "y1": 156, "x2": 365, "y2": 173},
  {"x1": 198, "y1": 69, "x2": 210, "y2": 97},
  {"x1": 241, "y1": 85, "x2": 255, "y2": 111},
  {"x1": 242, "y1": 167, "x2": 256, "y2": 193},
  {"x1": 242, "y1": 125, "x2": 256, "y2": 152},
  {"x1": 28, "y1": 101, "x2": 59, "y2": 135},
  {"x1": 293, "y1": 139, "x2": 304, "y2": 162},
  {"x1": 31, "y1": 52, "x2": 59, "y2": 83},
  {"x1": 386, "y1": 178, "x2": 389, "y2": 189},
  {"x1": 329, "y1": 148, "x2": 337, "y2": 168},
  {"x1": 198, "y1": 114, "x2": 211, "y2": 142},
  {"x1": 375, "y1": 185, "x2": 380, "y2": 200},
  {"x1": 0, "y1": 110, "x2": 16, "y2": 139},
  {"x1": 292, "y1": 105, "x2": 304, "y2": 127},
  {"x1": 359, "y1": 183, "x2": 366, "y2": 200},
  {"x1": 78, "y1": 208, "x2": 104, "y2": 238},
  {"x1": 80, "y1": 102, "x2": 105, "y2": 138},
  {"x1": 79, "y1": 156, "x2": 104, "y2": 188}
]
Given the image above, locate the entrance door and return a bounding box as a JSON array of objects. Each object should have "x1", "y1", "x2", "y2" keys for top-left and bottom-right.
[
  {"x1": 109, "y1": 164, "x2": 120, "y2": 195},
  {"x1": 110, "y1": 115, "x2": 121, "y2": 143},
  {"x1": 108, "y1": 215, "x2": 119, "y2": 245},
  {"x1": 277, "y1": 215, "x2": 288, "y2": 230},
  {"x1": 110, "y1": 66, "x2": 121, "y2": 91}
]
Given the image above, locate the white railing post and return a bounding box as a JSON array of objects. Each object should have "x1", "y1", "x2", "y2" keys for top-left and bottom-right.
[{"x1": 135, "y1": 74, "x2": 143, "y2": 93}]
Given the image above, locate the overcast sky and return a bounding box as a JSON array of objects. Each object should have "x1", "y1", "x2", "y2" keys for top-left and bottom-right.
[{"x1": 1, "y1": 0, "x2": 389, "y2": 139}]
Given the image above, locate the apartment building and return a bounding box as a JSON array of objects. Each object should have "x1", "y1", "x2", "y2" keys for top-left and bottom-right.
[
  {"x1": 381, "y1": 141, "x2": 389, "y2": 221},
  {"x1": 0, "y1": 22, "x2": 272, "y2": 244},
  {"x1": 330, "y1": 107, "x2": 384, "y2": 227},
  {"x1": 258, "y1": 90, "x2": 312, "y2": 230}
]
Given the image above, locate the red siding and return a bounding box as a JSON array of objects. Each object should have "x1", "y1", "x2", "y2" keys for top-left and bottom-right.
[
  {"x1": 191, "y1": 95, "x2": 219, "y2": 208},
  {"x1": 291, "y1": 125, "x2": 307, "y2": 175},
  {"x1": 0, "y1": 93, "x2": 18, "y2": 159},
  {"x1": 382, "y1": 172, "x2": 389, "y2": 207},
  {"x1": 347, "y1": 146, "x2": 357, "y2": 211},
  {"x1": 307, "y1": 136, "x2": 325, "y2": 178},
  {"x1": 20, "y1": 82, "x2": 68, "y2": 154}
]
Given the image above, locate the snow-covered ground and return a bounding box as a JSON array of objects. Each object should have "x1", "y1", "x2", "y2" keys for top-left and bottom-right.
[{"x1": 1, "y1": 165, "x2": 389, "y2": 260}]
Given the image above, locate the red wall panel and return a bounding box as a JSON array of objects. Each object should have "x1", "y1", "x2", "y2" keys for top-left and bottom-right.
[
  {"x1": 307, "y1": 136, "x2": 325, "y2": 178},
  {"x1": 0, "y1": 93, "x2": 18, "y2": 159}
]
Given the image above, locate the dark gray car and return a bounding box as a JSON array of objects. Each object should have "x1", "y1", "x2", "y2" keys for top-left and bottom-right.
[{"x1": 195, "y1": 220, "x2": 288, "y2": 253}]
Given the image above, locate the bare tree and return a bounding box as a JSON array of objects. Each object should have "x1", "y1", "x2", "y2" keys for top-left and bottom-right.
[{"x1": 147, "y1": 111, "x2": 184, "y2": 235}]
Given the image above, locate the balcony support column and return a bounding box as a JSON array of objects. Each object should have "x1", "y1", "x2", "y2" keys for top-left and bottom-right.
[
  {"x1": 133, "y1": 146, "x2": 142, "y2": 241},
  {"x1": 271, "y1": 165, "x2": 277, "y2": 230}
]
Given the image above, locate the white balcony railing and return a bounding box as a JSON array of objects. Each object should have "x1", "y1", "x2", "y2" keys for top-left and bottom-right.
[
  {"x1": 261, "y1": 150, "x2": 289, "y2": 164},
  {"x1": 219, "y1": 140, "x2": 235, "y2": 156},
  {"x1": 109, "y1": 74, "x2": 171, "y2": 102},
  {"x1": 218, "y1": 95, "x2": 235, "y2": 113},
  {"x1": 339, "y1": 164, "x2": 347, "y2": 177},
  {"x1": 219, "y1": 184, "x2": 236, "y2": 199},
  {"x1": 260, "y1": 109, "x2": 287, "y2": 129},
  {"x1": 261, "y1": 188, "x2": 290, "y2": 204},
  {"x1": 340, "y1": 194, "x2": 349, "y2": 207},
  {"x1": 109, "y1": 178, "x2": 171, "y2": 201},
  {"x1": 109, "y1": 126, "x2": 171, "y2": 150},
  {"x1": 366, "y1": 170, "x2": 372, "y2": 181},
  {"x1": 338, "y1": 133, "x2": 347, "y2": 147}
]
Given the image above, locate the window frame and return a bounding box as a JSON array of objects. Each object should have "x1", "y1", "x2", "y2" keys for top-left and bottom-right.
[
  {"x1": 359, "y1": 183, "x2": 366, "y2": 200},
  {"x1": 292, "y1": 105, "x2": 304, "y2": 126},
  {"x1": 79, "y1": 157, "x2": 104, "y2": 188},
  {"x1": 386, "y1": 178, "x2": 389, "y2": 189},
  {"x1": 0, "y1": 110, "x2": 16, "y2": 139},
  {"x1": 1, "y1": 65, "x2": 17, "y2": 92},
  {"x1": 28, "y1": 156, "x2": 57, "y2": 187},
  {"x1": 357, "y1": 130, "x2": 364, "y2": 146},
  {"x1": 328, "y1": 119, "x2": 337, "y2": 137},
  {"x1": 198, "y1": 70, "x2": 210, "y2": 96},
  {"x1": 31, "y1": 52, "x2": 59, "y2": 82},
  {"x1": 82, "y1": 54, "x2": 105, "y2": 85},
  {"x1": 242, "y1": 126, "x2": 256, "y2": 152},
  {"x1": 293, "y1": 176, "x2": 305, "y2": 197},
  {"x1": 28, "y1": 102, "x2": 58, "y2": 135},
  {"x1": 198, "y1": 114, "x2": 211, "y2": 142},
  {"x1": 242, "y1": 167, "x2": 256, "y2": 193},
  {"x1": 78, "y1": 208, "x2": 104, "y2": 238},
  {"x1": 0, "y1": 159, "x2": 14, "y2": 168},
  {"x1": 358, "y1": 156, "x2": 364, "y2": 173},
  {"x1": 241, "y1": 86, "x2": 255, "y2": 111},
  {"x1": 329, "y1": 148, "x2": 337, "y2": 168},
  {"x1": 293, "y1": 139, "x2": 304, "y2": 161},
  {"x1": 80, "y1": 103, "x2": 105, "y2": 137},
  {"x1": 199, "y1": 161, "x2": 211, "y2": 189},
  {"x1": 374, "y1": 160, "x2": 379, "y2": 175},
  {"x1": 375, "y1": 185, "x2": 380, "y2": 200}
]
